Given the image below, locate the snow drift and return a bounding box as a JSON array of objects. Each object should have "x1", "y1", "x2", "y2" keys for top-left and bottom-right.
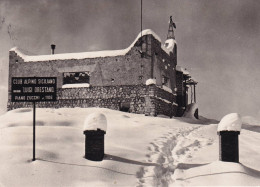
[
  {"x1": 0, "y1": 108, "x2": 259, "y2": 186},
  {"x1": 183, "y1": 103, "x2": 199, "y2": 119}
]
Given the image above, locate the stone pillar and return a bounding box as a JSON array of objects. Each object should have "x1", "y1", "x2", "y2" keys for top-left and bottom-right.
[
  {"x1": 144, "y1": 83, "x2": 156, "y2": 116},
  {"x1": 217, "y1": 113, "x2": 242, "y2": 163}
]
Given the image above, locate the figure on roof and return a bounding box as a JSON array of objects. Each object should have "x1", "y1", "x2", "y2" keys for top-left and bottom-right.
[{"x1": 167, "y1": 16, "x2": 176, "y2": 39}]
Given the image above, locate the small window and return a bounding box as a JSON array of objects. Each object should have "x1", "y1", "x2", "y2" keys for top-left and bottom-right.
[
  {"x1": 142, "y1": 41, "x2": 147, "y2": 50},
  {"x1": 120, "y1": 102, "x2": 130, "y2": 112},
  {"x1": 63, "y1": 72, "x2": 90, "y2": 84},
  {"x1": 162, "y1": 76, "x2": 169, "y2": 86}
]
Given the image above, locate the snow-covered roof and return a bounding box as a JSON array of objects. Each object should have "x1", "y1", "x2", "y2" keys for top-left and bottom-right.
[
  {"x1": 83, "y1": 112, "x2": 107, "y2": 132},
  {"x1": 162, "y1": 85, "x2": 172, "y2": 93},
  {"x1": 217, "y1": 113, "x2": 242, "y2": 132},
  {"x1": 186, "y1": 77, "x2": 198, "y2": 85},
  {"x1": 176, "y1": 65, "x2": 190, "y2": 75},
  {"x1": 10, "y1": 29, "x2": 174, "y2": 62},
  {"x1": 176, "y1": 65, "x2": 182, "y2": 72},
  {"x1": 190, "y1": 77, "x2": 198, "y2": 83}
]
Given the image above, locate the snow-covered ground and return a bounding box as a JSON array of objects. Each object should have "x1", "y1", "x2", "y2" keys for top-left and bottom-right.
[{"x1": 0, "y1": 108, "x2": 259, "y2": 186}]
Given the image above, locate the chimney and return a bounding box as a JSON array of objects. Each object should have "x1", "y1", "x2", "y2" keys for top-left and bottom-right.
[{"x1": 51, "y1": 44, "x2": 56, "y2": 55}]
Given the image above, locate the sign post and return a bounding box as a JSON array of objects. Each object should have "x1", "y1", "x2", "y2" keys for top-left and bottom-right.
[
  {"x1": 33, "y1": 102, "x2": 36, "y2": 161},
  {"x1": 11, "y1": 77, "x2": 57, "y2": 161}
]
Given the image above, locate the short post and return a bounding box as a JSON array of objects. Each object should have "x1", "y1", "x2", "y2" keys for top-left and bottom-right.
[
  {"x1": 217, "y1": 113, "x2": 242, "y2": 163},
  {"x1": 83, "y1": 113, "x2": 107, "y2": 161}
]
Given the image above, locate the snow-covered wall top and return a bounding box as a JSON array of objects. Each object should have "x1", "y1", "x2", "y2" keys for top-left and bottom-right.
[
  {"x1": 176, "y1": 65, "x2": 189, "y2": 75},
  {"x1": 10, "y1": 29, "x2": 175, "y2": 62},
  {"x1": 217, "y1": 113, "x2": 242, "y2": 132},
  {"x1": 146, "y1": 78, "x2": 156, "y2": 85},
  {"x1": 62, "y1": 83, "x2": 90, "y2": 88},
  {"x1": 164, "y1": 39, "x2": 176, "y2": 51},
  {"x1": 162, "y1": 85, "x2": 172, "y2": 93},
  {"x1": 83, "y1": 112, "x2": 107, "y2": 132}
]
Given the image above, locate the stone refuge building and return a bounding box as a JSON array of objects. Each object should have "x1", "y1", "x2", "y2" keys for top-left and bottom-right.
[{"x1": 8, "y1": 18, "x2": 197, "y2": 117}]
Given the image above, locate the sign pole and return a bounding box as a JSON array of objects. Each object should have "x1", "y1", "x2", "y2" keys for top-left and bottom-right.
[{"x1": 33, "y1": 101, "x2": 36, "y2": 161}]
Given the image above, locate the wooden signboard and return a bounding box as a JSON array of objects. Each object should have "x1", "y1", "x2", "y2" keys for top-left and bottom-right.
[
  {"x1": 11, "y1": 77, "x2": 57, "y2": 102},
  {"x1": 11, "y1": 77, "x2": 57, "y2": 161}
]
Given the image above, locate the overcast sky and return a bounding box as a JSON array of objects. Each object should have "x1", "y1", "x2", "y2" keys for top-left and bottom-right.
[{"x1": 0, "y1": 0, "x2": 260, "y2": 120}]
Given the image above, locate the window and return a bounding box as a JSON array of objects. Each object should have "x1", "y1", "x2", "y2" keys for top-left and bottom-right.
[
  {"x1": 63, "y1": 72, "x2": 90, "y2": 84},
  {"x1": 120, "y1": 102, "x2": 130, "y2": 112},
  {"x1": 162, "y1": 76, "x2": 169, "y2": 86}
]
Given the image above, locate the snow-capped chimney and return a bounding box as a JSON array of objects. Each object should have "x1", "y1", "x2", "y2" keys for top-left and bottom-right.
[
  {"x1": 51, "y1": 44, "x2": 56, "y2": 55},
  {"x1": 83, "y1": 113, "x2": 107, "y2": 161},
  {"x1": 217, "y1": 113, "x2": 242, "y2": 163}
]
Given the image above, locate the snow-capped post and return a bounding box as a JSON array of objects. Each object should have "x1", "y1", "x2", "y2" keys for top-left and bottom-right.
[
  {"x1": 83, "y1": 113, "x2": 107, "y2": 161},
  {"x1": 145, "y1": 79, "x2": 157, "y2": 116},
  {"x1": 217, "y1": 113, "x2": 242, "y2": 163}
]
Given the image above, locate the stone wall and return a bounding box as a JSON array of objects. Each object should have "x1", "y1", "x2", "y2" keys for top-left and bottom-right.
[
  {"x1": 150, "y1": 36, "x2": 177, "y2": 90},
  {"x1": 8, "y1": 33, "x2": 180, "y2": 117},
  {"x1": 9, "y1": 34, "x2": 177, "y2": 93},
  {"x1": 145, "y1": 85, "x2": 177, "y2": 117},
  {"x1": 9, "y1": 49, "x2": 152, "y2": 89},
  {"x1": 8, "y1": 84, "x2": 177, "y2": 117}
]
